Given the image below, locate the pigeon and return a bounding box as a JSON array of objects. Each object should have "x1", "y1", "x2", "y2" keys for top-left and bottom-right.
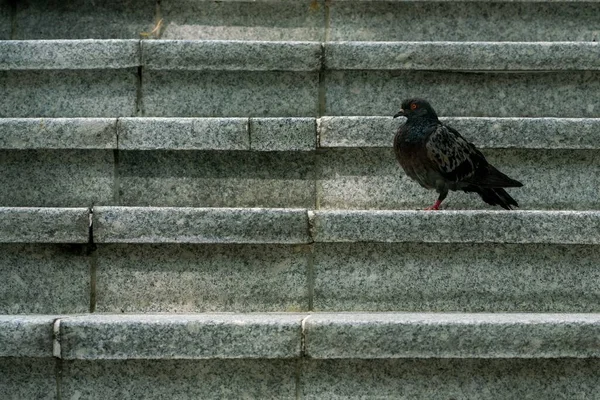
[{"x1": 393, "y1": 98, "x2": 523, "y2": 210}]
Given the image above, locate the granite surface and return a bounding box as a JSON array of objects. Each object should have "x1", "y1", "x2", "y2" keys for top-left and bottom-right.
[
  {"x1": 59, "y1": 314, "x2": 304, "y2": 359},
  {"x1": 0, "y1": 358, "x2": 57, "y2": 400},
  {"x1": 302, "y1": 359, "x2": 600, "y2": 399},
  {"x1": 143, "y1": 40, "x2": 321, "y2": 71},
  {"x1": 313, "y1": 243, "x2": 600, "y2": 312},
  {"x1": 118, "y1": 118, "x2": 249, "y2": 150},
  {"x1": 326, "y1": 41, "x2": 600, "y2": 71},
  {"x1": 14, "y1": 0, "x2": 155, "y2": 39},
  {"x1": 304, "y1": 313, "x2": 600, "y2": 358},
  {"x1": 317, "y1": 148, "x2": 600, "y2": 210},
  {"x1": 324, "y1": 70, "x2": 600, "y2": 117},
  {"x1": 0, "y1": 315, "x2": 55, "y2": 357},
  {"x1": 0, "y1": 150, "x2": 114, "y2": 207},
  {"x1": 250, "y1": 117, "x2": 316, "y2": 151},
  {"x1": 93, "y1": 207, "x2": 310, "y2": 243},
  {"x1": 0, "y1": 69, "x2": 138, "y2": 117},
  {"x1": 311, "y1": 210, "x2": 600, "y2": 244},
  {"x1": 62, "y1": 359, "x2": 296, "y2": 399},
  {"x1": 0, "y1": 118, "x2": 117, "y2": 149},
  {"x1": 143, "y1": 70, "x2": 318, "y2": 117},
  {"x1": 0, "y1": 40, "x2": 140, "y2": 70},
  {"x1": 117, "y1": 150, "x2": 315, "y2": 208},
  {"x1": 160, "y1": 0, "x2": 325, "y2": 41},
  {"x1": 0, "y1": 207, "x2": 88, "y2": 243},
  {"x1": 328, "y1": 2, "x2": 600, "y2": 42},
  {"x1": 0, "y1": 1, "x2": 10, "y2": 40},
  {"x1": 319, "y1": 116, "x2": 600, "y2": 149},
  {"x1": 95, "y1": 244, "x2": 310, "y2": 312},
  {"x1": 0, "y1": 244, "x2": 90, "y2": 314}
]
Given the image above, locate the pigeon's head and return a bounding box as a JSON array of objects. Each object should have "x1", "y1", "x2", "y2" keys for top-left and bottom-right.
[{"x1": 394, "y1": 99, "x2": 438, "y2": 120}]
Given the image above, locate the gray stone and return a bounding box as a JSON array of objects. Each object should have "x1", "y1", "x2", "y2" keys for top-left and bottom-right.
[
  {"x1": 0, "y1": 40, "x2": 140, "y2": 70},
  {"x1": 0, "y1": 244, "x2": 90, "y2": 314},
  {"x1": 59, "y1": 313, "x2": 304, "y2": 359},
  {"x1": 62, "y1": 359, "x2": 296, "y2": 399},
  {"x1": 95, "y1": 244, "x2": 310, "y2": 312},
  {"x1": 0, "y1": 207, "x2": 88, "y2": 243},
  {"x1": 251, "y1": 117, "x2": 316, "y2": 151},
  {"x1": 160, "y1": 0, "x2": 325, "y2": 41},
  {"x1": 311, "y1": 210, "x2": 600, "y2": 244},
  {"x1": 0, "y1": 315, "x2": 55, "y2": 357},
  {"x1": 328, "y1": 2, "x2": 600, "y2": 42},
  {"x1": 324, "y1": 70, "x2": 600, "y2": 117},
  {"x1": 118, "y1": 118, "x2": 249, "y2": 150},
  {"x1": 0, "y1": 118, "x2": 116, "y2": 149},
  {"x1": 117, "y1": 150, "x2": 315, "y2": 208},
  {"x1": 0, "y1": 358, "x2": 56, "y2": 400},
  {"x1": 326, "y1": 42, "x2": 600, "y2": 71},
  {"x1": 0, "y1": 69, "x2": 138, "y2": 117},
  {"x1": 313, "y1": 243, "x2": 600, "y2": 312},
  {"x1": 143, "y1": 70, "x2": 318, "y2": 117},
  {"x1": 14, "y1": 0, "x2": 155, "y2": 39},
  {"x1": 302, "y1": 359, "x2": 600, "y2": 399},
  {"x1": 0, "y1": 150, "x2": 114, "y2": 207},
  {"x1": 319, "y1": 116, "x2": 600, "y2": 149},
  {"x1": 304, "y1": 312, "x2": 600, "y2": 359},
  {"x1": 0, "y1": 2, "x2": 10, "y2": 40},
  {"x1": 93, "y1": 206, "x2": 310, "y2": 244},
  {"x1": 143, "y1": 40, "x2": 321, "y2": 71},
  {"x1": 316, "y1": 148, "x2": 600, "y2": 210}
]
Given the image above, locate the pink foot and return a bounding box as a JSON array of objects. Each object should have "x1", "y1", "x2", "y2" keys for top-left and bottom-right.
[{"x1": 424, "y1": 200, "x2": 442, "y2": 211}]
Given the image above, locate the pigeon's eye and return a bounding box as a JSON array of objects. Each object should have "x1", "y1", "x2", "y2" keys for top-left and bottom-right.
[{"x1": 410, "y1": 103, "x2": 418, "y2": 110}]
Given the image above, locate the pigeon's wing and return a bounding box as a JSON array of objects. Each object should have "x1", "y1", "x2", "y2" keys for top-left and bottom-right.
[{"x1": 424, "y1": 124, "x2": 488, "y2": 184}]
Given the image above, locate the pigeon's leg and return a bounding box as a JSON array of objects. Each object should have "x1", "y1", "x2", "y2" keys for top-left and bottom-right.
[{"x1": 425, "y1": 191, "x2": 448, "y2": 211}]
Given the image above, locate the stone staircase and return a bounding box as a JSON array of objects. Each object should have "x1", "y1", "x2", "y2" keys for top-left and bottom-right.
[{"x1": 2, "y1": 0, "x2": 600, "y2": 398}]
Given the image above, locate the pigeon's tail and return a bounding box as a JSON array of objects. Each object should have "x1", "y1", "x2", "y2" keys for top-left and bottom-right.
[
  {"x1": 478, "y1": 166, "x2": 524, "y2": 188},
  {"x1": 465, "y1": 186, "x2": 519, "y2": 210}
]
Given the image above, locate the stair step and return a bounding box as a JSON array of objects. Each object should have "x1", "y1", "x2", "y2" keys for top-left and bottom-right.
[
  {"x1": 3, "y1": 40, "x2": 600, "y2": 118},
  {"x1": 0, "y1": 207, "x2": 88, "y2": 243},
  {"x1": 4, "y1": 312, "x2": 600, "y2": 359}
]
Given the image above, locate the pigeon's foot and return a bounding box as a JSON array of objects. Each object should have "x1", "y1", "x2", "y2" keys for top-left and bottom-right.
[{"x1": 424, "y1": 200, "x2": 442, "y2": 211}]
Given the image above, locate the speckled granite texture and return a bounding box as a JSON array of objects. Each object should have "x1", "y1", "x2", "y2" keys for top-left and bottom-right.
[
  {"x1": 93, "y1": 207, "x2": 311, "y2": 243},
  {"x1": 142, "y1": 70, "x2": 319, "y2": 117},
  {"x1": 0, "y1": 150, "x2": 114, "y2": 206},
  {"x1": 0, "y1": 118, "x2": 116, "y2": 149},
  {"x1": 58, "y1": 314, "x2": 303, "y2": 359},
  {"x1": 304, "y1": 313, "x2": 600, "y2": 358},
  {"x1": 160, "y1": 0, "x2": 325, "y2": 41},
  {"x1": 0, "y1": 358, "x2": 56, "y2": 400},
  {"x1": 328, "y1": 2, "x2": 600, "y2": 41},
  {"x1": 301, "y1": 359, "x2": 600, "y2": 399},
  {"x1": 95, "y1": 244, "x2": 310, "y2": 312},
  {"x1": 313, "y1": 243, "x2": 600, "y2": 312},
  {"x1": 317, "y1": 148, "x2": 600, "y2": 210},
  {"x1": 319, "y1": 116, "x2": 600, "y2": 149},
  {"x1": 14, "y1": 0, "x2": 155, "y2": 39},
  {"x1": 0, "y1": 207, "x2": 88, "y2": 243},
  {"x1": 62, "y1": 359, "x2": 297, "y2": 399},
  {"x1": 0, "y1": 40, "x2": 140, "y2": 70},
  {"x1": 0, "y1": 316, "x2": 55, "y2": 357},
  {"x1": 250, "y1": 118, "x2": 316, "y2": 151},
  {"x1": 0, "y1": 69, "x2": 138, "y2": 117},
  {"x1": 0, "y1": 2, "x2": 10, "y2": 40},
  {"x1": 118, "y1": 118, "x2": 249, "y2": 150},
  {"x1": 324, "y1": 70, "x2": 600, "y2": 117},
  {"x1": 116, "y1": 150, "x2": 315, "y2": 208},
  {"x1": 326, "y1": 42, "x2": 600, "y2": 71},
  {"x1": 311, "y1": 210, "x2": 600, "y2": 244},
  {"x1": 0, "y1": 244, "x2": 89, "y2": 314},
  {"x1": 143, "y1": 40, "x2": 321, "y2": 71}
]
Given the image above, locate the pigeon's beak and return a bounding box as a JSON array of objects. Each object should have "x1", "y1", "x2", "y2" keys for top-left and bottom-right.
[{"x1": 393, "y1": 109, "x2": 405, "y2": 118}]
